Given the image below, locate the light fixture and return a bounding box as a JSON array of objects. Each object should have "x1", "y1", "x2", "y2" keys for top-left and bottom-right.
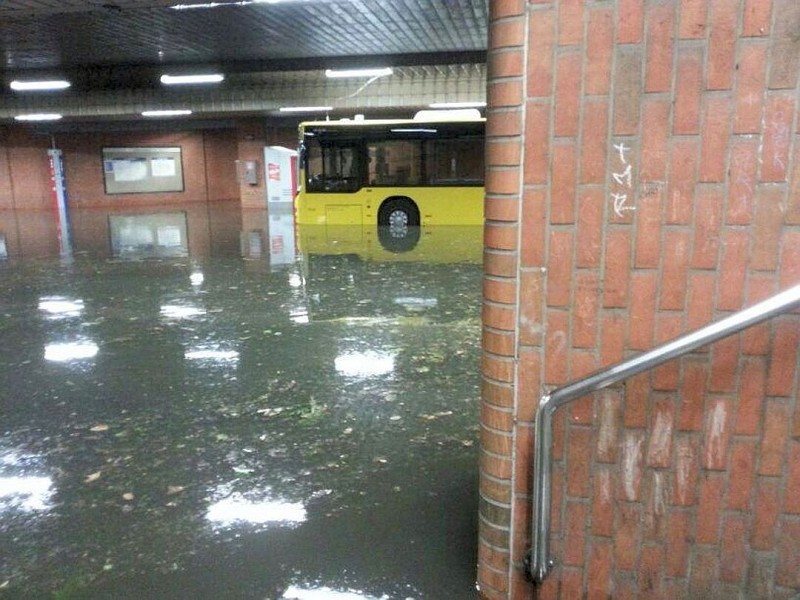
[
  {"x1": 171, "y1": 0, "x2": 287, "y2": 8},
  {"x1": 279, "y1": 106, "x2": 333, "y2": 113},
  {"x1": 429, "y1": 101, "x2": 487, "y2": 109},
  {"x1": 391, "y1": 128, "x2": 437, "y2": 134},
  {"x1": 160, "y1": 73, "x2": 224, "y2": 85},
  {"x1": 325, "y1": 67, "x2": 393, "y2": 79},
  {"x1": 142, "y1": 109, "x2": 193, "y2": 117},
  {"x1": 10, "y1": 79, "x2": 71, "y2": 91},
  {"x1": 14, "y1": 113, "x2": 63, "y2": 122}
]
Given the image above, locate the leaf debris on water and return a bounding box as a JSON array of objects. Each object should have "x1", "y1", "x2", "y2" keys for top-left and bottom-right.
[
  {"x1": 256, "y1": 407, "x2": 286, "y2": 417},
  {"x1": 418, "y1": 410, "x2": 454, "y2": 421},
  {"x1": 84, "y1": 471, "x2": 102, "y2": 483}
]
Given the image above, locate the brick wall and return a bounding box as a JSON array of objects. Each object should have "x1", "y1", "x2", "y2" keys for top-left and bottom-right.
[
  {"x1": 480, "y1": 0, "x2": 800, "y2": 598},
  {"x1": 0, "y1": 122, "x2": 297, "y2": 212},
  {"x1": 61, "y1": 130, "x2": 215, "y2": 209},
  {"x1": 0, "y1": 127, "x2": 54, "y2": 211}
]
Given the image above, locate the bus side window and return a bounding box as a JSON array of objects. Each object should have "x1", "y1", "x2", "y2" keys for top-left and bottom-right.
[
  {"x1": 305, "y1": 140, "x2": 324, "y2": 191},
  {"x1": 426, "y1": 137, "x2": 484, "y2": 184},
  {"x1": 368, "y1": 141, "x2": 420, "y2": 186}
]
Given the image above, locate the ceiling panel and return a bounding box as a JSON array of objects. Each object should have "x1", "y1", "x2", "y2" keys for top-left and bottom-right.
[
  {"x1": 0, "y1": 0, "x2": 488, "y2": 70},
  {"x1": 0, "y1": 0, "x2": 488, "y2": 122}
]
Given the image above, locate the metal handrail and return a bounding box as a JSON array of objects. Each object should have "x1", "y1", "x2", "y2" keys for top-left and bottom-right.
[{"x1": 528, "y1": 283, "x2": 800, "y2": 584}]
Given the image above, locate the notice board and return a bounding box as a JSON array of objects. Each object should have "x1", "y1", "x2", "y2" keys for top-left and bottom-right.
[{"x1": 102, "y1": 147, "x2": 184, "y2": 194}]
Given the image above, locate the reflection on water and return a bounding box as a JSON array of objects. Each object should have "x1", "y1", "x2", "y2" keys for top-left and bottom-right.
[
  {"x1": 38, "y1": 296, "x2": 85, "y2": 318},
  {"x1": 160, "y1": 303, "x2": 208, "y2": 319},
  {"x1": 206, "y1": 489, "x2": 307, "y2": 530},
  {"x1": 0, "y1": 203, "x2": 482, "y2": 599},
  {"x1": 334, "y1": 351, "x2": 396, "y2": 378},
  {"x1": 43, "y1": 340, "x2": 99, "y2": 362},
  {"x1": 281, "y1": 584, "x2": 388, "y2": 600},
  {"x1": 0, "y1": 451, "x2": 55, "y2": 515}
]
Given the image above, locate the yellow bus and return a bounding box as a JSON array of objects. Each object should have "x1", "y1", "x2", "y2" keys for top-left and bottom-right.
[{"x1": 294, "y1": 110, "x2": 485, "y2": 229}]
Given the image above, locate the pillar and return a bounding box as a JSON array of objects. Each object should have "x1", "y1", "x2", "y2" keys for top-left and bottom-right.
[{"x1": 479, "y1": 0, "x2": 800, "y2": 597}]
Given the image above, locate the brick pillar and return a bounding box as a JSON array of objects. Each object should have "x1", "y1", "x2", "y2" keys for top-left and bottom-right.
[{"x1": 479, "y1": 1, "x2": 800, "y2": 598}]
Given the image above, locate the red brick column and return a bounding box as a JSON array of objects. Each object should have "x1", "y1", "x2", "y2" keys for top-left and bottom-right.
[{"x1": 479, "y1": 1, "x2": 800, "y2": 598}]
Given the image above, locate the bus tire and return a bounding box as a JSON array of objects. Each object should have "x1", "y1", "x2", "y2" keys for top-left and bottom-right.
[
  {"x1": 378, "y1": 223, "x2": 421, "y2": 253},
  {"x1": 377, "y1": 197, "x2": 420, "y2": 229}
]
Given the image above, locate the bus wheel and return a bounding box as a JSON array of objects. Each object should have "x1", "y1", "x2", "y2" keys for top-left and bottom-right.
[
  {"x1": 378, "y1": 197, "x2": 420, "y2": 232},
  {"x1": 378, "y1": 223, "x2": 421, "y2": 253}
]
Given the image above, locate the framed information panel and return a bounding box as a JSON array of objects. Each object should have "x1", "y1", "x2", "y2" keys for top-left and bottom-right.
[{"x1": 102, "y1": 147, "x2": 184, "y2": 194}]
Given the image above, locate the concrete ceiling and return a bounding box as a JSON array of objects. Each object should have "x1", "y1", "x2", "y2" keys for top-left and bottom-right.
[{"x1": 0, "y1": 0, "x2": 488, "y2": 124}]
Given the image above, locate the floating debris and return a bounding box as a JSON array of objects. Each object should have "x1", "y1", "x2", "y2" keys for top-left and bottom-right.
[
  {"x1": 419, "y1": 410, "x2": 454, "y2": 421},
  {"x1": 89, "y1": 424, "x2": 109, "y2": 433},
  {"x1": 256, "y1": 407, "x2": 286, "y2": 417},
  {"x1": 84, "y1": 471, "x2": 102, "y2": 483}
]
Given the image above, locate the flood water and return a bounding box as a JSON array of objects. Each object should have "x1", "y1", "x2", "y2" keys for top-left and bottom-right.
[{"x1": 0, "y1": 204, "x2": 483, "y2": 600}]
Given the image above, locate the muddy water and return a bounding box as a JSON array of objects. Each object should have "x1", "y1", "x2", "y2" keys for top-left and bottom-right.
[{"x1": 0, "y1": 210, "x2": 482, "y2": 600}]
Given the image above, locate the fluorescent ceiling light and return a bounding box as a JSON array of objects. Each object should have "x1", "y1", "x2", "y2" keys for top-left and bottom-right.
[
  {"x1": 14, "y1": 113, "x2": 63, "y2": 122},
  {"x1": 391, "y1": 128, "x2": 437, "y2": 134},
  {"x1": 414, "y1": 108, "x2": 483, "y2": 121},
  {"x1": 171, "y1": 0, "x2": 286, "y2": 8},
  {"x1": 279, "y1": 106, "x2": 333, "y2": 113},
  {"x1": 429, "y1": 101, "x2": 487, "y2": 109},
  {"x1": 10, "y1": 79, "x2": 71, "y2": 91},
  {"x1": 142, "y1": 109, "x2": 193, "y2": 117},
  {"x1": 325, "y1": 67, "x2": 392, "y2": 79},
  {"x1": 160, "y1": 73, "x2": 224, "y2": 85}
]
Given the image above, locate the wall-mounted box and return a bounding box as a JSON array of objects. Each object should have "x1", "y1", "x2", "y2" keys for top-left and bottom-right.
[{"x1": 236, "y1": 160, "x2": 259, "y2": 186}]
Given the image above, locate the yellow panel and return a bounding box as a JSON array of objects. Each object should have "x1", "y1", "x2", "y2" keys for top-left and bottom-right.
[
  {"x1": 296, "y1": 186, "x2": 484, "y2": 226},
  {"x1": 324, "y1": 204, "x2": 363, "y2": 226}
]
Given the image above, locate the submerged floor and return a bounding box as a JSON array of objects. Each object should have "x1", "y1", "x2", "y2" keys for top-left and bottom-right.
[{"x1": 0, "y1": 207, "x2": 483, "y2": 599}]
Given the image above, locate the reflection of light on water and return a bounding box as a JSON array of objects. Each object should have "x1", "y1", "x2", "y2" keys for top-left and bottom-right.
[
  {"x1": 190, "y1": 272, "x2": 205, "y2": 286},
  {"x1": 38, "y1": 296, "x2": 84, "y2": 318},
  {"x1": 160, "y1": 304, "x2": 206, "y2": 319},
  {"x1": 44, "y1": 341, "x2": 99, "y2": 362},
  {"x1": 290, "y1": 307, "x2": 309, "y2": 324},
  {"x1": 393, "y1": 297, "x2": 437, "y2": 310},
  {"x1": 335, "y1": 351, "x2": 395, "y2": 377},
  {"x1": 0, "y1": 476, "x2": 53, "y2": 512},
  {"x1": 288, "y1": 273, "x2": 303, "y2": 288},
  {"x1": 282, "y1": 585, "x2": 389, "y2": 600},
  {"x1": 206, "y1": 493, "x2": 306, "y2": 528},
  {"x1": 185, "y1": 347, "x2": 240, "y2": 363}
]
